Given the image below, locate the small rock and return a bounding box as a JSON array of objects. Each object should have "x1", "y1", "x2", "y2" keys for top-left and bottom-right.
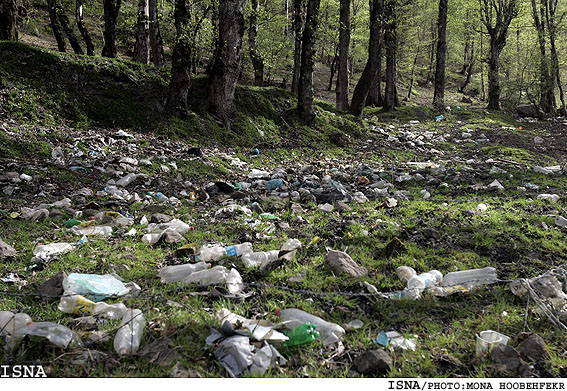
[
  {"x1": 318, "y1": 203, "x2": 334, "y2": 212},
  {"x1": 0, "y1": 238, "x2": 16, "y2": 258},
  {"x1": 159, "y1": 230, "x2": 185, "y2": 244},
  {"x1": 170, "y1": 362, "x2": 203, "y2": 378},
  {"x1": 325, "y1": 250, "x2": 367, "y2": 277},
  {"x1": 518, "y1": 334, "x2": 548, "y2": 362},
  {"x1": 516, "y1": 104, "x2": 540, "y2": 118},
  {"x1": 491, "y1": 344, "x2": 521, "y2": 374},
  {"x1": 38, "y1": 271, "x2": 67, "y2": 300},
  {"x1": 289, "y1": 270, "x2": 306, "y2": 283},
  {"x1": 354, "y1": 349, "x2": 393, "y2": 375},
  {"x1": 336, "y1": 201, "x2": 352, "y2": 212},
  {"x1": 383, "y1": 238, "x2": 407, "y2": 258},
  {"x1": 151, "y1": 213, "x2": 172, "y2": 224},
  {"x1": 423, "y1": 228, "x2": 441, "y2": 241},
  {"x1": 230, "y1": 191, "x2": 247, "y2": 200}
]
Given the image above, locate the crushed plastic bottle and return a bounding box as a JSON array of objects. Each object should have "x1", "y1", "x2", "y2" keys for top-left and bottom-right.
[
  {"x1": 396, "y1": 266, "x2": 417, "y2": 283},
  {"x1": 33, "y1": 242, "x2": 74, "y2": 259},
  {"x1": 283, "y1": 323, "x2": 319, "y2": 347},
  {"x1": 158, "y1": 262, "x2": 210, "y2": 283},
  {"x1": 58, "y1": 293, "x2": 128, "y2": 319},
  {"x1": 0, "y1": 311, "x2": 32, "y2": 336},
  {"x1": 14, "y1": 322, "x2": 81, "y2": 348},
  {"x1": 114, "y1": 309, "x2": 145, "y2": 355},
  {"x1": 442, "y1": 267, "x2": 497, "y2": 287},
  {"x1": 276, "y1": 308, "x2": 345, "y2": 345},
  {"x1": 182, "y1": 266, "x2": 243, "y2": 294},
  {"x1": 242, "y1": 250, "x2": 279, "y2": 268},
  {"x1": 70, "y1": 225, "x2": 112, "y2": 237},
  {"x1": 407, "y1": 270, "x2": 443, "y2": 290},
  {"x1": 197, "y1": 242, "x2": 253, "y2": 262}
]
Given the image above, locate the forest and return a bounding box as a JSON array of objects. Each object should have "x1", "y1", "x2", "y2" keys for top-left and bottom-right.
[{"x1": 1, "y1": 0, "x2": 567, "y2": 381}]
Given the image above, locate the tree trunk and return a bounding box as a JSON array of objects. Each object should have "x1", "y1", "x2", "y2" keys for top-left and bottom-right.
[
  {"x1": 433, "y1": 0, "x2": 448, "y2": 109},
  {"x1": 0, "y1": 0, "x2": 18, "y2": 41},
  {"x1": 383, "y1": 0, "x2": 397, "y2": 111},
  {"x1": 208, "y1": 0, "x2": 246, "y2": 125},
  {"x1": 335, "y1": 0, "x2": 350, "y2": 111},
  {"x1": 58, "y1": 4, "x2": 84, "y2": 55},
  {"x1": 134, "y1": 0, "x2": 150, "y2": 64},
  {"x1": 149, "y1": 0, "x2": 164, "y2": 66},
  {"x1": 425, "y1": 20, "x2": 435, "y2": 84},
  {"x1": 76, "y1": 0, "x2": 94, "y2": 55},
  {"x1": 349, "y1": 0, "x2": 383, "y2": 118},
  {"x1": 487, "y1": 40, "x2": 503, "y2": 110},
  {"x1": 167, "y1": 0, "x2": 191, "y2": 116},
  {"x1": 458, "y1": 41, "x2": 474, "y2": 93},
  {"x1": 102, "y1": 0, "x2": 121, "y2": 58},
  {"x1": 249, "y1": 0, "x2": 264, "y2": 86},
  {"x1": 531, "y1": 0, "x2": 555, "y2": 113},
  {"x1": 47, "y1": 0, "x2": 67, "y2": 52},
  {"x1": 407, "y1": 45, "x2": 420, "y2": 101},
  {"x1": 291, "y1": 0, "x2": 303, "y2": 93},
  {"x1": 545, "y1": 0, "x2": 566, "y2": 115},
  {"x1": 297, "y1": 0, "x2": 321, "y2": 123},
  {"x1": 367, "y1": 57, "x2": 383, "y2": 107},
  {"x1": 328, "y1": 53, "x2": 337, "y2": 91},
  {"x1": 480, "y1": 29, "x2": 485, "y2": 101}
]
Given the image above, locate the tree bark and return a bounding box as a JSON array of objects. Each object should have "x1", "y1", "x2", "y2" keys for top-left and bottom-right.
[
  {"x1": 167, "y1": 0, "x2": 191, "y2": 116},
  {"x1": 0, "y1": 0, "x2": 18, "y2": 41},
  {"x1": 208, "y1": 0, "x2": 247, "y2": 125},
  {"x1": 433, "y1": 0, "x2": 448, "y2": 109},
  {"x1": 291, "y1": 0, "x2": 303, "y2": 93},
  {"x1": 458, "y1": 41, "x2": 474, "y2": 93},
  {"x1": 149, "y1": 0, "x2": 164, "y2": 66},
  {"x1": 545, "y1": 0, "x2": 566, "y2": 115},
  {"x1": 335, "y1": 0, "x2": 350, "y2": 111},
  {"x1": 76, "y1": 0, "x2": 94, "y2": 55},
  {"x1": 383, "y1": 0, "x2": 398, "y2": 111},
  {"x1": 349, "y1": 0, "x2": 383, "y2": 118},
  {"x1": 328, "y1": 52, "x2": 337, "y2": 91},
  {"x1": 531, "y1": 0, "x2": 555, "y2": 113},
  {"x1": 407, "y1": 45, "x2": 420, "y2": 101},
  {"x1": 47, "y1": 0, "x2": 67, "y2": 52},
  {"x1": 297, "y1": 0, "x2": 321, "y2": 123},
  {"x1": 102, "y1": 0, "x2": 121, "y2": 58},
  {"x1": 249, "y1": 0, "x2": 264, "y2": 86},
  {"x1": 134, "y1": 0, "x2": 150, "y2": 64},
  {"x1": 58, "y1": 4, "x2": 84, "y2": 55}
]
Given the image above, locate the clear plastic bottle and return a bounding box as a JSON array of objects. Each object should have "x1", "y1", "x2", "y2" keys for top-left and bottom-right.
[
  {"x1": 441, "y1": 267, "x2": 497, "y2": 287},
  {"x1": 158, "y1": 262, "x2": 210, "y2": 282},
  {"x1": 0, "y1": 311, "x2": 32, "y2": 336},
  {"x1": 197, "y1": 242, "x2": 253, "y2": 262},
  {"x1": 114, "y1": 309, "x2": 145, "y2": 355},
  {"x1": 407, "y1": 270, "x2": 443, "y2": 290},
  {"x1": 396, "y1": 266, "x2": 417, "y2": 283},
  {"x1": 58, "y1": 294, "x2": 128, "y2": 319},
  {"x1": 276, "y1": 308, "x2": 345, "y2": 344},
  {"x1": 182, "y1": 265, "x2": 229, "y2": 285},
  {"x1": 241, "y1": 250, "x2": 280, "y2": 268}
]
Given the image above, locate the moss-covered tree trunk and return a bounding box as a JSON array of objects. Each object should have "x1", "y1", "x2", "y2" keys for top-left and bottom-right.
[
  {"x1": 102, "y1": 0, "x2": 121, "y2": 58},
  {"x1": 208, "y1": 0, "x2": 246, "y2": 126},
  {"x1": 248, "y1": 0, "x2": 264, "y2": 86},
  {"x1": 148, "y1": 0, "x2": 164, "y2": 67},
  {"x1": 0, "y1": 0, "x2": 18, "y2": 41},
  {"x1": 531, "y1": 0, "x2": 555, "y2": 114},
  {"x1": 383, "y1": 0, "x2": 398, "y2": 111},
  {"x1": 167, "y1": 0, "x2": 191, "y2": 116},
  {"x1": 76, "y1": 0, "x2": 94, "y2": 55},
  {"x1": 134, "y1": 0, "x2": 150, "y2": 64},
  {"x1": 47, "y1": 0, "x2": 67, "y2": 52},
  {"x1": 291, "y1": 0, "x2": 303, "y2": 93},
  {"x1": 335, "y1": 0, "x2": 350, "y2": 112},
  {"x1": 297, "y1": 0, "x2": 321, "y2": 123},
  {"x1": 433, "y1": 0, "x2": 448, "y2": 109}
]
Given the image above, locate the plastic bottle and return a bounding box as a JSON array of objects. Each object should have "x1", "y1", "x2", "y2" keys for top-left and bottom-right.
[
  {"x1": 116, "y1": 173, "x2": 137, "y2": 187},
  {"x1": 276, "y1": 308, "x2": 345, "y2": 344},
  {"x1": 0, "y1": 311, "x2": 32, "y2": 336},
  {"x1": 441, "y1": 267, "x2": 497, "y2": 287},
  {"x1": 407, "y1": 270, "x2": 443, "y2": 290},
  {"x1": 114, "y1": 309, "x2": 145, "y2": 355},
  {"x1": 13, "y1": 321, "x2": 80, "y2": 348},
  {"x1": 32, "y1": 242, "x2": 73, "y2": 258},
  {"x1": 58, "y1": 294, "x2": 128, "y2": 319},
  {"x1": 241, "y1": 250, "x2": 280, "y2": 268},
  {"x1": 158, "y1": 262, "x2": 210, "y2": 282},
  {"x1": 182, "y1": 265, "x2": 230, "y2": 285},
  {"x1": 197, "y1": 242, "x2": 253, "y2": 262},
  {"x1": 283, "y1": 323, "x2": 320, "y2": 347},
  {"x1": 396, "y1": 266, "x2": 417, "y2": 283}
]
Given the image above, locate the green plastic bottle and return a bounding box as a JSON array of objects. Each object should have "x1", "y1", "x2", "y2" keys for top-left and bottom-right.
[
  {"x1": 283, "y1": 323, "x2": 319, "y2": 347},
  {"x1": 64, "y1": 219, "x2": 82, "y2": 228}
]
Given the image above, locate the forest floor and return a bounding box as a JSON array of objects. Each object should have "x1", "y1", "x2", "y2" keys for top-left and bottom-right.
[{"x1": 1, "y1": 42, "x2": 567, "y2": 378}]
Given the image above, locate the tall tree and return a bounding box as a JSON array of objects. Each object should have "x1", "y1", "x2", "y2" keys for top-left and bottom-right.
[
  {"x1": 531, "y1": 0, "x2": 555, "y2": 114},
  {"x1": 297, "y1": 0, "x2": 321, "y2": 123},
  {"x1": 336, "y1": 0, "x2": 351, "y2": 112},
  {"x1": 544, "y1": 0, "x2": 566, "y2": 115},
  {"x1": 0, "y1": 0, "x2": 18, "y2": 41},
  {"x1": 291, "y1": 0, "x2": 304, "y2": 93},
  {"x1": 433, "y1": 0, "x2": 448, "y2": 109},
  {"x1": 76, "y1": 0, "x2": 94, "y2": 55},
  {"x1": 383, "y1": 0, "x2": 398, "y2": 111},
  {"x1": 479, "y1": 0, "x2": 519, "y2": 110},
  {"x1": 102, "y1": 0, "x2": 121, "y2": 58},
  {"x1": 149, "y1": 0, "x2": 164, "y2": 66},
  {"x1": 248, "y1": 0, "x2": 264, "y2": 86},
  {"x1": 167, "y1": 0, "x2": 191, "y2": 116},
  {"x1": 58, "y1": 4, "x2": 84, "y2": 54},
  {"x1": 349, "y1": 0, "x2": 383, "y2": 118},
  {"x1": 47, "y1": 0, "x2": 68, "y2": 52},
  {"x1": 134, "y1": 0, "x2": 150, "y2": 64},
  {"x1": 208, "y1": 0, "x2": 247, "y2": 126}
]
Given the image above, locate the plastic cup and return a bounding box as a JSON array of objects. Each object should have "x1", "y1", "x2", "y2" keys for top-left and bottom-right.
[{"x1": 475, "y1": 330, "x2": 509, "y2": 357}]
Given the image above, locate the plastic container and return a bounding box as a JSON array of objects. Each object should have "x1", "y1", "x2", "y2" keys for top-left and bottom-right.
[
  {"x1": 475, "y1": 330, "x2": 509, "y2": 357},
  {"x1": 197, "y1": 242, "x2": 253, "y2": 262},
  {"x1": 407, "y1": 270, "x2": 443, "y2": 290},
  {"x1": 33, "y1": 242, "x2": 73, "y2": 259},
  {"x1": 13, "y1": 321, "x2": 80, "y2": 348},
  {"x1": 0, "y1": 311, "x2": 32, "y2": 336},
  {"x1": 441, "y1": 267, "x2": 497, "y2": 287},
  {"x1": 241, "y1": 250, "x2": 279, "y2": 268},
  {"x1": 114, "y1": 309, "x2": 145, "y2": 355},
  {"x1": 283, "y1": 323, "x2": 319, "y2": 347},
  {"x1": 71, "y1": 225, "x2": 112, "y2": 237},
  {"x1": 276, "y1": 308, "x2": 345, "y2": 345},
  {"x1": 58, "y1": 293, "x2": 128, "y2": 319},
  {"x1": 158, "y1": 262, "x2": 210, "y2": 282},
  {"x1": 63, "y1": 273, "x2": 130, "y2": 301},
  {"x1": 116, "y1": 173, "x2": 137, "y2": 187},
  {"x1": 396, "y1": 266, "x2": 417, "y2": 283}
]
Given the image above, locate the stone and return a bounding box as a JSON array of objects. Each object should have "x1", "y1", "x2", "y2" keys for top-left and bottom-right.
[
  {"x1": 170, "y1": 362, "x2": 203, "y2": 378},
  {"x1": 354, "y1": 349, "x2": 393, "y2": 375},
  {"x1": 423, "y1": 228, "x2": 441, "y2": 241},
  {"x1": 230, "y1": 191, "x2": 247, "y2": 200},
  {"x1": 160, "y1": 230, "x2": 185, "y2": 244},
  {"x1": 38, "y1": 271, "x2": 67, "y2": 300},
  {"x1": 318, "y1": 203, "x2": 334, "y2": 212},
  {"x1": 336, "y1": 201, "x2": 352, "y2": 212},
  {"x1": 518, "y1": 334, "x2": 548, "y2": 362},
  {"x1": 140, "y1": 337, "x2": 177, "y2": 367},
  {"x1": 0, "y1": 238, "x2": 16, "y2": 258},
  {"x1": 491, "y1": 345, "x2": 521, "y2": 374},
  {"x1": 516, "y1": 104, "x2": 540, "y2": 118},
  {"x1": 151, "y1": 213, "x2": 173, "y2": 224},
  {"x1": 325, "y1": 250, "x2": 367, "y2": 277}
]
